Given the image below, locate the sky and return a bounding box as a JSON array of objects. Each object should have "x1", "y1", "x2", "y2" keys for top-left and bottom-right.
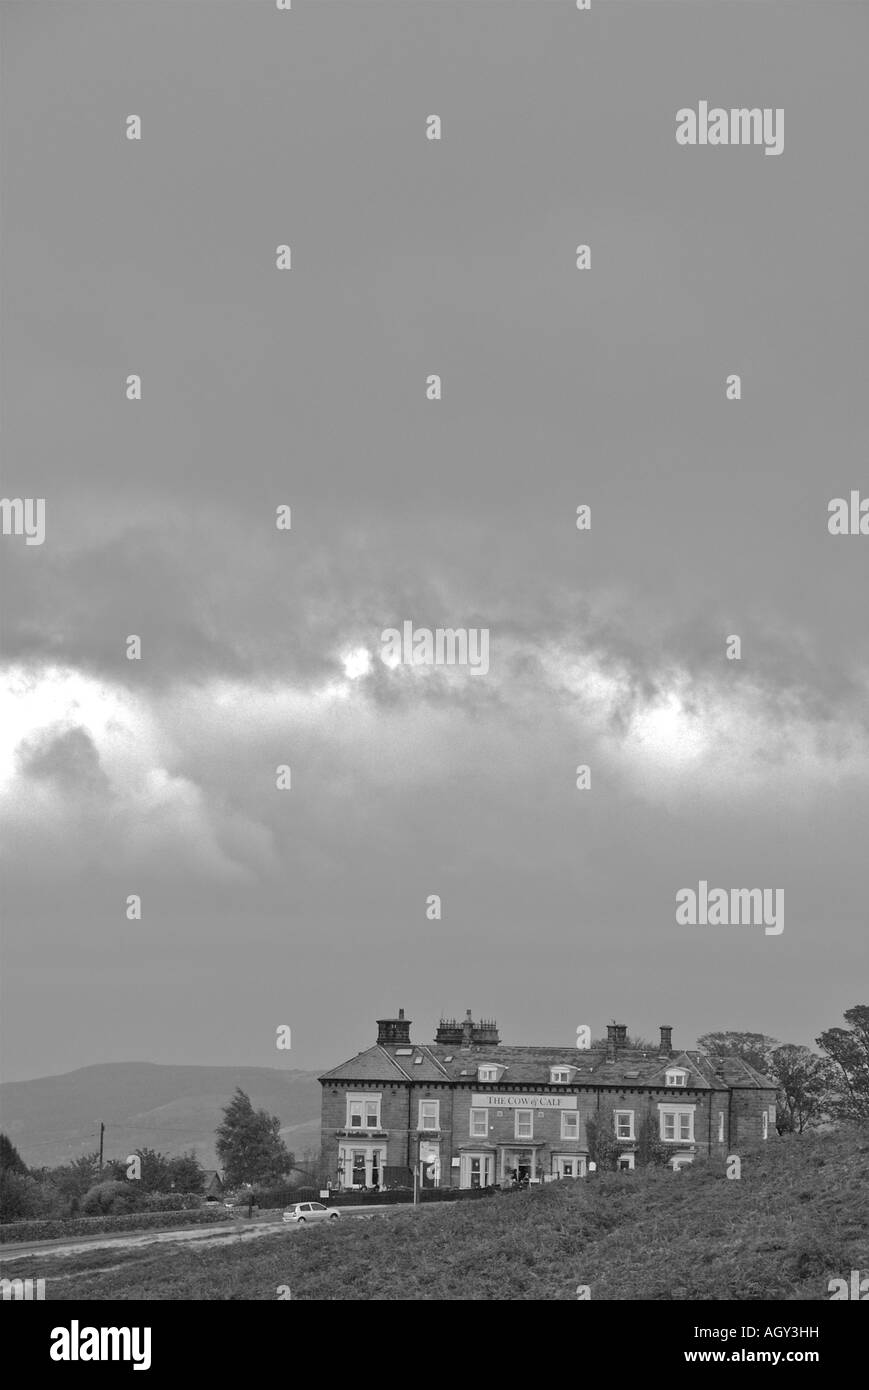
[{"x1": 1, "y1": 0, "x2": 867, "y2": 1083}]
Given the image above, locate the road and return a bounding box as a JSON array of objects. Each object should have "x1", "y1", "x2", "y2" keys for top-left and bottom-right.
[{"x1": 0, "y1": 1206, "x2": 405, "y2": 1263}]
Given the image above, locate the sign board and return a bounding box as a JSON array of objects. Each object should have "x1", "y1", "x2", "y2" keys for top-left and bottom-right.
[{"x1": 472, "y1": 1094, "x2": 578, "y2": 1110}]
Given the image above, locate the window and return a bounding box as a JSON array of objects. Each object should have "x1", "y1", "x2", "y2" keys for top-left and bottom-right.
[
  {"x1": 346, "y1": 1094, "x2": 381, "y2": 1130},
  {"x1": 617, "y1": 1153, "x2": 635, "y2": 1171},
  {"x1": 470, "y1": 1108, "x2": 488, "y2": 1138},
  {"x1": 614, "y1": 1110, "x2": 634, "y2": 1140},
  {"x1": 660, "y1": 1108, "x2": 694, "y2": 1142},
  {"x1": 418, "y1": 1100, "x2": 439, "y2": 1131},
  {"x1": 550, "y1": 1067, "x2": 571, "y2": 1084},
  {"x1": 477, "y1": 1065, "x2": 499, "y2": 1083},
  {"x1": 556, "y1": 1155, "x2": 586, "y2": 1179},
  {"x1": 461, "y1": 1154, "x2": 493, "y2": 1189},
  {"x1": 762, "y1": 1111, "x2": 769, "y2": 1140},
  {"x1": 718, "y1": 1111, "x2": 725, "y2": 1143},
  {"x1": 338, "y1": 1145, "x2": 384, "y2": 1191},
  {"x1": 665, "y1": 1069, "x2": 688, "y2": 1087},
  {"x1": 561, "y1": 1111, "x2": 579, "y2": 1140},
  {"x1": 515, "y1": 1110, "x2": 533, "y2": 1139}
]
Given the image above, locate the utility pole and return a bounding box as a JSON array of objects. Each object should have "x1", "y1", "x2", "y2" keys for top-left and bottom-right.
[{"x1": 98, "y1": 1121, "x2": 105, "y2": 1172}]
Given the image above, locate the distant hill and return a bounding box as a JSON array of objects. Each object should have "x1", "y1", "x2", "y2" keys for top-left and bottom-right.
[{"x1": 0, "y1": 1063, "x2": 324, "y2": 1170}]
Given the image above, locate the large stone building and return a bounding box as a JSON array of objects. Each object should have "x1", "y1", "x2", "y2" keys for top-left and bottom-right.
[{"x1": 319, "y1": 1009, "x2": 777, "y2": 1190}]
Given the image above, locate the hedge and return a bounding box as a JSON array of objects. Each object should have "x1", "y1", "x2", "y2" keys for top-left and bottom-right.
[
  {"x1": 256, "y1": 1185, "x2": 498, "y2": 1208},
  {"x1": 0, "y1": 1206, "x2": 232, "y2": 1245}
]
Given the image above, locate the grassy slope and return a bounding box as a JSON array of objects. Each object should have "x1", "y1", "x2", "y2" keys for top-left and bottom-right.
[{"x1": 12, "y1": 1127, "x2": 869, "y2": 1300}]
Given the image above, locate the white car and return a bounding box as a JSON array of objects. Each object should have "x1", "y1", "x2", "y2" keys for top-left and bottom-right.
[{"x1": 282, "y1": 1201, "x2": 341, "y2": 1225}]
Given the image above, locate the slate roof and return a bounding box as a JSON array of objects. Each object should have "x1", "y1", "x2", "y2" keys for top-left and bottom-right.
[
  {"x1": 320, "y1": 1041, "x2": 776, "y2": 1091},
  {"x1": 319, "y1": 1044, "x2": 447, "y2": 1084}
]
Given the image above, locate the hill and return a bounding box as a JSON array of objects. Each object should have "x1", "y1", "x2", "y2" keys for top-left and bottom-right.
[
  {"x1": 0, "y1": 1063, "x2": 323, "y2": 1170},
  {"x1": 10, "y1": 1125, "x2": 869, "y2": 1300}
]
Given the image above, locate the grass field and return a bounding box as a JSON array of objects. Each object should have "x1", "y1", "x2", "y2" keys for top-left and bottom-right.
[{"x1": 5, "y1": 1127, "x2": 867, "y2": 1300}]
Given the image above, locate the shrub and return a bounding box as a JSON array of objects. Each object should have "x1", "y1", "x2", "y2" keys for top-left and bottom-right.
[
  {"x1": 142, "y1": 1191, "x2": 204, "y2": 1212},
  {"x1": 0, "y1": 1170, "x2": 54, "y2": 1222},
  {"x1": 0, "y1": 1206, "x2": 233, "y2": 1245},
  {"x1": 81, "y1": 1181, "x2": 146, "y2": 1216}
]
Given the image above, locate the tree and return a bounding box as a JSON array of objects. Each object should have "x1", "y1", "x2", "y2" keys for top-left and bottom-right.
[
  {"x1": 81, "y1": 1180, "x2": 144, "y2": 1216},
  {"x1": 696, "y1": 1031, "x2": 779, "y2": 1076},
  {"x1": 215, "y1": 1089, "x2": 291, "y2": 1186},
  {"x1": 635, "y1": 1112, "x2": 671, "y2": 1167},
  {"x1": 816, "y1": 1005, "x2": 869, "y2": 1120},
  {"x1": 132, "y1": 1148, "x2": 171, "y2": 1192},
  {"x1": 0, "y1": 1170, "x2": 52, "y2": 1220},
  {"x1": 0, "y1": 1134, "x2": 28, "y2": 1175},
  {"x1": 768, "y1": 1045, "x2": 832, "y2": 1133},
  {"x1": 166, "y1": 1152, "x2": 205, "y2": 1193},
  {"x1": 52, "y1": 1153, "x2": 101, "y2": 1201},
  {"x1": 584, "y1": 1117, "x2": 621, "y2": 1171}
]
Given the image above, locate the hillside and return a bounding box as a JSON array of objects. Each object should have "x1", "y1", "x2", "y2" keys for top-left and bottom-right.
[
  {"x1": 0, "y1": 1063, "x2": 323, "y2": 1170},
  {"x1": 12, "y1": 1126, "x2": 869, "y2": 1301}
]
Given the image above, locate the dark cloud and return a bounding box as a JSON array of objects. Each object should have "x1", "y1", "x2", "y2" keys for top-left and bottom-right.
[{"x1": 17, "y1": 724, "x2": 110, "y2": 793}]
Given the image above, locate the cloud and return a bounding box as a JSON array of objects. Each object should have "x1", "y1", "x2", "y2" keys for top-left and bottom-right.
[{"x1": 17, "y1": 724, "x2": 110, "y2": 792}]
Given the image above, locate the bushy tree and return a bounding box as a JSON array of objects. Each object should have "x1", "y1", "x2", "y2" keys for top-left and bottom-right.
[
  {"x1": 636, "y1": 1112, "x2": 671, "y2": 1167},
  {"x1": 696, "y1": 1031, "x2": 779, "y2": 1077},
  {"x1": 131, "y1": 1148, "x2": 171, "y2": 1192},
  {"x1": 51, "y1": 1153, "x2": 102, "y2": 1204},
  {"x1": 769, "y1": 1044, "x2": 832, "y2": 1133},
  {"x1": 585, "y1": 1117, "x2": 621, "y2": 1171},
  {"x1": 215, "y1": 1089, "x2": 291, "y2": 1186},
  {"x1": 166, "y1": 1152, "x2": 205, "y2": 1193},
  {"x1": 817, "y1": 1005, "x2": 869, "y2": 1120},
  {"x1": 0, "y1": 1169, "x2": 53, "y2": 1221},
  {"x1": 0, "y1": 1134, "x2": 28, "y2": 1175},
  {"x1": 81, "y1": 1180, "x2": 144, "y2": 1216}
]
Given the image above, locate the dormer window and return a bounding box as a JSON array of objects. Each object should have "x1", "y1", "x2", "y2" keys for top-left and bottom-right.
[
  {"x1": 477, "y1": 1065, "x2": 500, "y2": 1083},
  {"x1": 665, "y1": 1069, "x2": 688, "y2": 1087},
  {"x1": 550, "y1": 1067, "x2": 572, "y2": 1084}
]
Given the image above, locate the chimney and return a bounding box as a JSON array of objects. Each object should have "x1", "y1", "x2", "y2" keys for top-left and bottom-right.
[
  {"x1": 434, "y1": 1015, "x2": 462, "y2": 1046},
  {"x1": 659, "y1": 1025, "x2": 673, "y2": 1056},
  {"x1": 615, "y1": 1024, "x2": 628, "y2": 1048},
  {"x1": 606, "y1": 1023, "x2": 618, "y2": 1062},
  {"x1": 474, "y1": 1016, "x2": 501, "y2": 1046},
  {"x1": 461, "y1": 1009, "x2": 474, "y2": 1048},
  {"x1": 376, "y1": 1009, "x2": 411, "y2": 1046}
]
